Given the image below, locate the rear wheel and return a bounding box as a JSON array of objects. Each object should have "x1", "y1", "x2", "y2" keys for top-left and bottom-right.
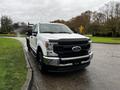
[{"x1": 37, "y1": 49, "x2": 46, "y2": 72}]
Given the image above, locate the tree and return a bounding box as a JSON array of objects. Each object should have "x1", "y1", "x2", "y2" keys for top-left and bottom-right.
[
  {"x1": 13, "y1": 22, "x2": 29, "y2": 34},
  {"x1": 99, "y1": 1, "x2": 120, "y2": 37},
  {"x1": 13, "y1": 23, "x2": 20, "y2": 29},
  {"x1": 50, "y1": 1, "x2": 120, "y2": 37},
  {"x1": 50, "y1": 10, "x2": 92, "y2": 33},
  {"x1": 0, "y1": 16, "x2": 13, "y2": 33},
  {"x1": 50, "y1": 19, "x2": 66, "y2": 24},
  {"x1": 92, "y1": 11, "x2": 106, "y2": 24}
]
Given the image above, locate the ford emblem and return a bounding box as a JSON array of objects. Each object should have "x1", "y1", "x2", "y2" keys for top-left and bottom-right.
[{"x1": 72, "y1": 46, "x2": 81, "y2": 52}]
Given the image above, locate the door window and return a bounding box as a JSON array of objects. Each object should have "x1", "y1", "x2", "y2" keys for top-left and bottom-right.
[{"x1": 33, "y1": 25, "x2": 38, "y2": 33}]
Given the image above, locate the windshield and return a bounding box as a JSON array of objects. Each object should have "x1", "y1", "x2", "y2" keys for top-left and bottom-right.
[{"x1": 39, "y1": 24, "x2": 73, "y2": 33}]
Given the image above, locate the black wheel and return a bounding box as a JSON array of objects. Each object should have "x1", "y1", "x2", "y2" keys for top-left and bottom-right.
[
  {"x1": 26, "y1": 39, "x2": 30, "y2": 51},
  {"x1": 37, "y1": 49, "x2": 46, "y2": 72}
]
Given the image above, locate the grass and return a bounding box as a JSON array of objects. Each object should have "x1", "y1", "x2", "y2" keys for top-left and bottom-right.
[
  {"x1": 0, "y1": 34, "x2": 26, "y2": 37},
  {"x1": 86, "y1": 35, "x2": 120, "y2": 44},
  {"x1": 0, "y1": 38, "x2": 27, "y2": 90},
  {"x1": 0, "y1": 34, "x2": 16, "y2": 37}
]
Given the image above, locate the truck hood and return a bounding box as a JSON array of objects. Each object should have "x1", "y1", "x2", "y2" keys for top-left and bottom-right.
[{"x1": 39, "y1": 33, "x2": 88, "y2": 40}]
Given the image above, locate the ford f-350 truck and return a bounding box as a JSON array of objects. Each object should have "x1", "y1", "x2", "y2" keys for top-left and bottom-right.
[{"x1": 26, "y1": 23, "x2": 93, "y2": 72}]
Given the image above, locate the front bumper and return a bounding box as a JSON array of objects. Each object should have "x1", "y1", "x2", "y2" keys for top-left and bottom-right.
[
  {"x1": 43, "y1": 52, "x2": 93, "y2": 67},
  {"x1": 44, "y1": 62, "x2": 91, "y2": 72}
]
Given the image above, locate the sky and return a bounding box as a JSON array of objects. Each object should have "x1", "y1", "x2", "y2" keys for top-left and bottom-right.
[{"x1": 0, "y1": 0, "x2": 119, "y2": 23}]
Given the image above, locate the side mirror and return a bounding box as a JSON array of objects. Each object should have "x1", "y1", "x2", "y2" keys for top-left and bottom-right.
[
  {"x1": 26, "y1": 31, "x2": 32, "y2": 36},
  {"x1": 32, "y1": 32, "x2": 37, "y2": 36}
]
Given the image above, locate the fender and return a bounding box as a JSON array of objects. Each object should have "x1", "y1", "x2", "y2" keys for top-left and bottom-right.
[{"x1": 37, "y1": 35, "x2": 48, "y2": 56}]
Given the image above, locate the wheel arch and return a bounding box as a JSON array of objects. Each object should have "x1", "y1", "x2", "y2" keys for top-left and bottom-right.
[
  {"x1": 37, "y1": 41, "x2": 47, "y2": 56},
  {"x1": 37, "y1": 46, "x2": 43, "y2": 55},
  {"x1": 26, "y1": 37, "x2": 30, "y2": 48}
]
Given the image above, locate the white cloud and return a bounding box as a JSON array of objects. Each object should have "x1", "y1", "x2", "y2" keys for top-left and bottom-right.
[{"x1": 0, "y1": 0, "x2": 119, "y2": 23}]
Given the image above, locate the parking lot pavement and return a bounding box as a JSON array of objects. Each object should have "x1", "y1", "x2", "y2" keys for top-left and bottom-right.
[{"x1": 17, "y1": 38, "x2": 120, "y2": 90}]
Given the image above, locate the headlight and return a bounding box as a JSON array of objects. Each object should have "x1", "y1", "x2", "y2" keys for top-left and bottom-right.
[{"x1": 45, "y1": 41, "x2": 58, "y2": 56}]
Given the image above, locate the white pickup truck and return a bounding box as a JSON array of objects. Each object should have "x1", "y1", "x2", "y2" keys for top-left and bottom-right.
[{"x1": 26, "y1": 23, "x2": 93, "y2": 72}]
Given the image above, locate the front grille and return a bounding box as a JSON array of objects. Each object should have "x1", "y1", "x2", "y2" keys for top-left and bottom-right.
[
  {"x1": 53, "y1": 39, "x2": 90, "y2": 58},
  {"x1": 58, "y1": 39, "x2": 89, "y2": 45}
]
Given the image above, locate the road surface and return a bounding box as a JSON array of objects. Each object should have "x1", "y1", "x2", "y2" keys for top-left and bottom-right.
[{"x1": 17, "y1": 37, "x2": 120, "y2": 90}]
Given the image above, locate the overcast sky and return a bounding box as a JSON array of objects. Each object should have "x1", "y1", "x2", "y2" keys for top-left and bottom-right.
[{"x1": 0, "y1": 0, "x2": 119, "y2": 23}]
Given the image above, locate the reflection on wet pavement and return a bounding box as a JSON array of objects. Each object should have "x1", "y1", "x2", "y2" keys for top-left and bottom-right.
[
  {"x1": 16, "y1": 38, "x2": 120, "y2": 90},
  {"x1": 29, "y1": 44, "x2": 120, "y2": 90}
]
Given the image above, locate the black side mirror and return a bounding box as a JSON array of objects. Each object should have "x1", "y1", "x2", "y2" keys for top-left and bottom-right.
[
  {"x1": 26, "y1": 31, "x2": 32, "y2": 36},
  {"x1": 32, "y1": 32, "x2": 37, "y2": 36}
]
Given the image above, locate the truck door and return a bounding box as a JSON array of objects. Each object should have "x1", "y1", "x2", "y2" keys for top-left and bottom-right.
[{"x1": 30, "y1": 25, "x2": 38, "y2": 51}]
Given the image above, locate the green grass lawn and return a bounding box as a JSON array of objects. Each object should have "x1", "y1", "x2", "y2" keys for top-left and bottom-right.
[
  {"x1": 86, "y1": 35, "x2": 120, "y2": 44},
  {"x1": 0, "y1": 34, "x2": 26, "y2": 37},
  {"x1": 0, "y1": 34, "x2": 16, "y2": 37},
  {"x1": 0, "y1": 38, "x2": 27, "y2": 90}
]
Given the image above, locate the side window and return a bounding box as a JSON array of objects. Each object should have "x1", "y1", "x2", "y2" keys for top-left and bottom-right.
[
  {"x1": 33, "y1": 25, "x2": 38, "y2": 32},
  {"x1": 35, "y1": 26, "x2": 38, "y2": 32}
]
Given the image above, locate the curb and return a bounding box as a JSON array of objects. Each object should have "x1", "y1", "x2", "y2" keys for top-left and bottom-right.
[
  {"x1": 21, "y1": 44, "x2": 33, "y2": 90},
  {"x1": 8, "y1": 37, "x2": 33, "y2": 90}
]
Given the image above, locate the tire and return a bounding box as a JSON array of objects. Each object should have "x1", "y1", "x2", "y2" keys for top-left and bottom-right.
[
  {"x1": 37, "y1": 49, "x2": 46, "y2": 72},
  {"x1": 26, "y1": 39, "x2": 31, "y2": 51}
]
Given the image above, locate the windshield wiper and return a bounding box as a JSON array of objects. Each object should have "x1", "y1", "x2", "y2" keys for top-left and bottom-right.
[
  {"x1": 57, "y1": 32, "x2": 71, "y2": 33},
  {"x1": 41, "y1": 32, "x2": 71, "y2": 34},
  {"x1": 41, "y1": 32, "x2": 56, "y2": 33}
]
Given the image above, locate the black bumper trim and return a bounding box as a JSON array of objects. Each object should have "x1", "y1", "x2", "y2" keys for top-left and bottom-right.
[{"x1": 44, "y1": 62, "x2": 90, "y2": 72}]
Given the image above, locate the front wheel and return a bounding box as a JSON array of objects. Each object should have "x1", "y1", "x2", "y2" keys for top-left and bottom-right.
[{"x1": 37, "y1": 50, "x2": 46, "y2": 72}]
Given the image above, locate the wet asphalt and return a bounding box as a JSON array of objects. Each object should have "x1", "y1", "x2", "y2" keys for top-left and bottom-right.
[{"x1": 17, "y1": 37, "x2": 120, "y2": 90}]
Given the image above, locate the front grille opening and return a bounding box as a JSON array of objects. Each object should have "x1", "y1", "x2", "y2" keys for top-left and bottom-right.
[{"x1": 53, "y1": 39, "x2": 90, "y2": 58}]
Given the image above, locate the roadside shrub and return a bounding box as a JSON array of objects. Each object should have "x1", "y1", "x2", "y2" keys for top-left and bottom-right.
[{"x1": 92, "y1": 32, "x2": 120, "y2": 37}]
